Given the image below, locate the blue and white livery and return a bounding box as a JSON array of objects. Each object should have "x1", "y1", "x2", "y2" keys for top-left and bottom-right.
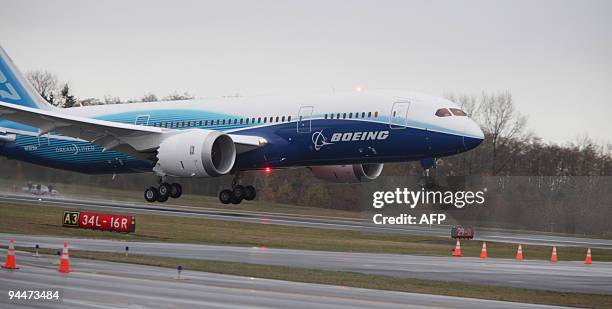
[{"x1": 0, "y1": 45, "x2": 484, "y2": 204}]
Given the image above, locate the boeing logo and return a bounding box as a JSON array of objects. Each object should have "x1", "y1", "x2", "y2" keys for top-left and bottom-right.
[
  {"x1": 312, "y1": 130, "x2": 334, "y2": 151},
  {"x1": 312, "y1": 130, "x2": 389, "y2": 151}
]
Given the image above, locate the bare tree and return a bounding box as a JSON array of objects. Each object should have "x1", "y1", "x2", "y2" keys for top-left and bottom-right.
[
  {"x1": 141, "y1": 93, "x2": 158, "y2": 102},
  {"x1": 26, "y1": 70, "x2": 58, "y2": 104},
  {"x1": 163, "y1": 92, "x2": 194, "y2": 101},
  {"x1": 79, "y1": 98, "x2": 102, "y2": 106},
  {"x1": 479, "y1": 91, "x2": 529, "y2": 174},
  {"x1": 103, "y1": 95, "x2": 122, "y2": 104}
]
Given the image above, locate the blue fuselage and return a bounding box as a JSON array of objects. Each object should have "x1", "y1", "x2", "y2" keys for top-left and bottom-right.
[{"x1": 0, "y1": 108, "x2": 482, "y2": 174}]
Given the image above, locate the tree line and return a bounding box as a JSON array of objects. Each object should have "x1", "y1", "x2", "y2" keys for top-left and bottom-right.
[{"x1": 25, "y1": 70, "x2": 194, "y2": 107}]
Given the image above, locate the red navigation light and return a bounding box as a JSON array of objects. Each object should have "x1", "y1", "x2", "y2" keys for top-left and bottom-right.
[{"x1": 264, "y1": 167, "x2": 272, "y2": 173}]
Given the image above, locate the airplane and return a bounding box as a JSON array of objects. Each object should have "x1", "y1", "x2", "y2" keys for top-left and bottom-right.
[{"x1": 0, "y1": 45, "x2": 484, "y2": 204}]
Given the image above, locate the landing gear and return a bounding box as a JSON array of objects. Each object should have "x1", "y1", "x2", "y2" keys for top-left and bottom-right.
[
  {"x1": 219, "y1": 189, "x2": 233, "y2": 204},
  {"x1": 244, "y1": 185, "x2": 256, "y2": 201},
  {"x1": 418, "y1": 158, "x2": 440, "y2": 191},
  {"x1": 170, "y1": 183, "x2": 182, "y2": 199},
  {"x1": 144, "y1": 187, "x2": 158, "y2": 203},
  {"x1": 144, "y1": 180, "x2": 183, "y2": 203},
  {"x1": 218, "y1": 173, "x2": 257, "y2": 204},
  {"x1": 158, "y1": 183, "x2": 171, "y2": 200}
]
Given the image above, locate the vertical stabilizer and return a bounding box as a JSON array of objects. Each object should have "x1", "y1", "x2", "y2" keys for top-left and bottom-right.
[{"x1": 0, "y1": 45, "x2": 53, "y2": 110}]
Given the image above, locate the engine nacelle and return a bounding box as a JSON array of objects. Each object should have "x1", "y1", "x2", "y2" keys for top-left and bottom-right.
[
  {"x1": 310, "y1": 163, "x2": 384, "y2": 183},
  {"x1": 156, "y1": 130, "x2": 236, "y2": 177}
]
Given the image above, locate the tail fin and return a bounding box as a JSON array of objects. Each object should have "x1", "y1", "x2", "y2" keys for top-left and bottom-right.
[{"x1": 0, "y1": 45, "x2": 53, "y2": 110}]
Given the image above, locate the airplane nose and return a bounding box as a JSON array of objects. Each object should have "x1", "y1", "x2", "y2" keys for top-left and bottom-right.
[{"x1": 462, "y1": 120, "x2": 484, "y2": 150}]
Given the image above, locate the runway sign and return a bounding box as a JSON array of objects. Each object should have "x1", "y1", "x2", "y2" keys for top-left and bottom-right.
[
  {"x1": 451, "y1": 225, "x2": 474, "y2": 239},
  {"x1": 62, "y1": 211, "x2": 135, "y2": 233}
]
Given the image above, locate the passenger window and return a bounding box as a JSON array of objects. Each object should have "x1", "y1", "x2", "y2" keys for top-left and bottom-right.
[
  {"x1": 240, "y1": 119, "x2": 243, "y2": 124},
  {"x1": 222, "y1": 119, "x2": 226, "y2": 125},
  {"x1": 264, "y1": 117, "x2": 267, "y2": 123},
  {"x1": 368, "y1": 112, "x2": 372, "y2": 118},
  {"x1": 324, "y1": 114, "x2": 327, "y2": 119},
  {"x1": 245, "y1": 118, "x2": 249, "y2": 124},
  {"x1": 330, "y1": 113, "x2": 334, "y2": 119},
  {"x1": 361, "y1": 112, "x2": 365, "y2": 118},
  {"x1": 288, "y1": 116, "x2": 291, "y2": 121},
  {"x1": 435, "y1": 108, "x2": 452, "y2": 117},
  {"x1": 282, "y1": 116, "x2": 286, "y2": 122},
  {"x1": 258, "y1": 117, "x2": 261, "y2": 123},
  {"x1": 374, "y1": 111, "x2": 378, "y2": 117},
  {"x1": 343, "y1": 113, "x2": 346, "y2": 119},
  {"x1": 275, "y1": 116, "x2": 279, "y2": 122},
  {"x1": 449, "y1": 108, "x2": 467, "y2": 116},
  {"x1": 349, "y1": 113, "x2": 352, "y2": 118}
]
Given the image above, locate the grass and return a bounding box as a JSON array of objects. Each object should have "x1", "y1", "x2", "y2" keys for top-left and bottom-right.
[
  {"x1": 14, "y1": 247, "x2": 612, "y2": 309},
  {"x1": 0, "y1": 179, "x2": 363, "y2": 219},
  {"x1": 2, "y1": 202, "x2": 612, "y2": 261}
]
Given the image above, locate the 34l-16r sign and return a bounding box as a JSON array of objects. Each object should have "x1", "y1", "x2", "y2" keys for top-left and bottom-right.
[{"x1": 63, "y1": 211, "x2": 136, "y2": 233}]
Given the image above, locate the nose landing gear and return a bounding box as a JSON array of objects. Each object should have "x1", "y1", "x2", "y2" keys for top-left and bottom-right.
[{"x1": 144, "y1": 181, "x2": 182, "y2": 203}]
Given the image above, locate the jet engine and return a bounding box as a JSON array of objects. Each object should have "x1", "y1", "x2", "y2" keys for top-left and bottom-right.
[
  {"x1": 156, "y1": 130, "x2": 236, "y2": 177},
  {"x1": 310, "y1": 163, "x2": 384, "y2": 183}
]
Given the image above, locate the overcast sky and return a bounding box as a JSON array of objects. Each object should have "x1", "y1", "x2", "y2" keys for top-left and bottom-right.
[{"x1": 1, "y1": 0, "x2": 610, "y2": 144}]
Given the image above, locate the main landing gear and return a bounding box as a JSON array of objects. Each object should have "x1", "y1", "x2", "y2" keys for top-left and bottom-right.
[
  {"x1": 219, "y1": 173, "x2": 256, "y2": 204},
  {"x1": 144, "y1": 181, "x2": 182, "y2": 203}
]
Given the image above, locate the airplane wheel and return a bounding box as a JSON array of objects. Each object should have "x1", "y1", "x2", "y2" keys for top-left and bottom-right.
[
  {"x1": 158, "y1": 183, "x2": 171, "y2": 198},
  {"x1": 144, "y1": 187, "x2": 158, "y2": 203},
  {"x1": 170, "y1": 183, "x2": 182, "y2": 199},
  {"x1": 230, "y1": 193, "x2": 243, "y2": 204},
  {"x1": 219, "y1": 189, "x2": 232, "y2": 204},
  {"x1": 232, "y1": 185, "x2": 245, "y2": 199},
  {"x1": 244, "y1": 185, "x2": 256, "y2": 201},
  {"x1": 156, "y1": 193, "x2": 169, "y2": 202}
]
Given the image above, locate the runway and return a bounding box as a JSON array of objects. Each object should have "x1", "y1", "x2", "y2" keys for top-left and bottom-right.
[
  {"x1": 2, "y1": 233, "x2": 611, "y2": 295},
  {"x1": 2, "y1": 192, "x2": 612, "y2": 249},
  {"x1": 0, "y1": 252, "x2": 570, "y2": 309}
]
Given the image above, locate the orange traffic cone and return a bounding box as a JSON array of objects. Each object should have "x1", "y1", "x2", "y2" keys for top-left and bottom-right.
[
  {"x1": 515, "y1": 243, "x2": 524, "y2": 261},
  {"x1": 2, "y1": 239, "x2": 19, "y2": 269},
  {"x1": 480, "y1": 242, "x2": 488, "y2": 259},
  {"x1": 452, "y1": 239, "x2": 462, "y2": 257},
  {"x1": 58, "y1": 242, "x2": 71, "y2": 273},
  {"x1": 585, "y1": 248, "x2": 592, "y2": 265},
  {"x1": 550, "y1": 246, "x2": 558, "y2": 263}
]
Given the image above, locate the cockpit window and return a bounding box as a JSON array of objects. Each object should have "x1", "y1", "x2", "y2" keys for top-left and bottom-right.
[
  {"x1": 435, "y1": 108, "x2": 452, "y2": 117},
  {"x1": 449, "y1": 108, "x2": 467, "y2": 116}
]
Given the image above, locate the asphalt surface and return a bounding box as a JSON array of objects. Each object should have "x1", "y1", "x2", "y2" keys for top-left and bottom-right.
[
  {"x1": 2, "y1": 192, "x2": 612, "y2": 250},
  {"x1": 1, "y1": 234, "x2": 611, "y2": 296},
  {"x1": 0, "y1": 252, "x2": 571, "y2": 309}
]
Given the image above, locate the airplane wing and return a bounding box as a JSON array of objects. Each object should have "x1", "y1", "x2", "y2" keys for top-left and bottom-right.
[{"x1": 0, "y1": 101, "x2": 267, "y2": 159}]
